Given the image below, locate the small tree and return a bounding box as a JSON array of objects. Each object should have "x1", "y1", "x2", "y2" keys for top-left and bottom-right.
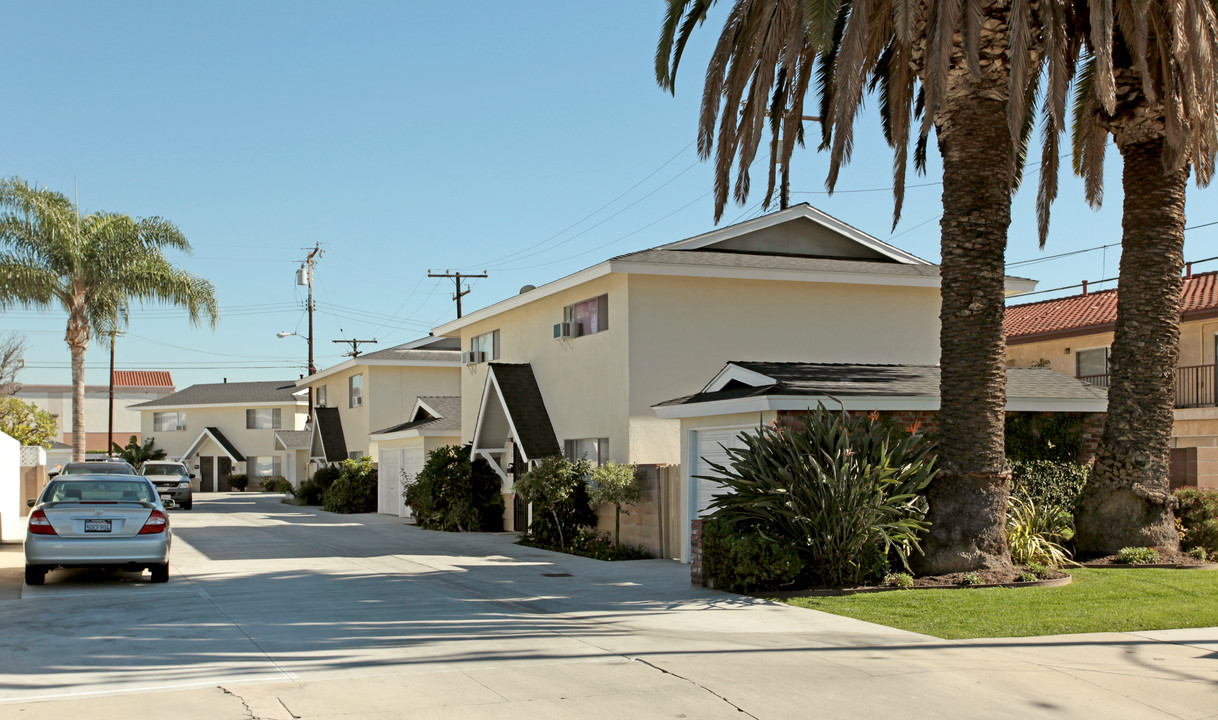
[
  {"x1": 0, "y1": 333, "x2": 25, "y2": 396},
  {"x1": 588, "y1": 462, "x2": 643, "y2": 546},
  {"x1": 515, "y1": 456, "x2": 591, "y2": 550},
  {"x1": 0, "y1": 396, "x2": 55, "y2": 447},
  {"x1": 112, "y1": 435, "x2": 167, "y2": 466}
]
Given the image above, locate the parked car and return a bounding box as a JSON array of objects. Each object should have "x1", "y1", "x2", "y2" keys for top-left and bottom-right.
[
  {"x1": 139, "y1": 461, "x2": 195, "y2": 510},
  {"x1": 56, "y1": 461, "x2": 138, "y2": 476},
  {"x1": 24, "y1": 476, "x2": 172, "y2": 585}
]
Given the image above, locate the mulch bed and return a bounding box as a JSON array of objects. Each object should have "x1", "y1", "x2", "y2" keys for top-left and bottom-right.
[
  {"x1": 750, "y1": 566, "x2": 1072, "y2": 598},
  {"x1": 1081, "y1": 547, "x2": 1217, "y2": 569}
]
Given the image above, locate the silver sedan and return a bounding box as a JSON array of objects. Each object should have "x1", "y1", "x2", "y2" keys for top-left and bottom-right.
[{"x1": 24, "y1": 476, "x2": 172, "y2": 585}]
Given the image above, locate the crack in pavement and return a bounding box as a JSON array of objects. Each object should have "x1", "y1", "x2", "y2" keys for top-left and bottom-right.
[
  {"x1": 277, "y1": 695, "x2": 301, "y2": 718},
  {"x1": 220, "y1": 686, "x2": 258, "y2": 720},
  {"x1": 630, "y1": 657, "x2": 759, "y2": 718}
]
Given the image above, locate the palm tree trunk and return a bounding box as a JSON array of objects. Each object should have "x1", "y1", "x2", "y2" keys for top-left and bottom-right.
[
  {"x1": 1075, "y1": 137, "x2": 1185, "y2": 555},
  {"x1": 917, "y1": 90, "x2": 1015, "y2": 575},
  {"x1": 67, "y1": 307, "x2": 89, "y2": 462}
]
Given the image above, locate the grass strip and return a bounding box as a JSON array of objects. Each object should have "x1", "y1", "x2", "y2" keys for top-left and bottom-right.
[{"x1": 783, "y1": 568, "x2": 1218, "y2": 639}]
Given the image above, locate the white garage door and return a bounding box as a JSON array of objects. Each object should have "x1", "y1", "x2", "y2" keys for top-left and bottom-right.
[
  {"x1": 378, "y1": 449, "x2": 402, "y2": 515},
  {"x1": 400, "y1": 446, "x2": 426, "y2": 518},
  {"x1": 692, "y1": 427, "x2": 753, "y2": 518}
]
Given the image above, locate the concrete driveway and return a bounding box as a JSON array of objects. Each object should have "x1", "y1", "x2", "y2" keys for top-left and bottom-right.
[{"x1": 0, "y1": 493, "x2": 1215, "y2": 719}]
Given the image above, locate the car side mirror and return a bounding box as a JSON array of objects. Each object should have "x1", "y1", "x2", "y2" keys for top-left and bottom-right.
[
  {"x1": 189, "y1": 474, "x2": 196, "y2": 479},
  {"x1": 48, "y1": 471, "x2": 59, "y2": 479},
  {"x1": 26, "y1": 499, "x2": 35, "y2": 508}
]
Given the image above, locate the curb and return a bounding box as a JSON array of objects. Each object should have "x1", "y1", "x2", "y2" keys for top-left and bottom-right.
[
  {"x1": 1079, "y1": 562, "x2": 1218, "y2": 570},
  {"x1": 752, "y1": 573, "x2": 1073, "y2": 598}
]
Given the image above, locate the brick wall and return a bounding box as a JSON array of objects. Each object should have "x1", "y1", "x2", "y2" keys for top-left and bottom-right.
[
  {"x1": 1170, "y1": 447, "x2": 1218, "y2": 490},
  {"x1": 690, "y1": 519, "x2": 705, "y2": 586},
  {"x1": 594, "y1": 464, "x2": 679, "y2": 558}
]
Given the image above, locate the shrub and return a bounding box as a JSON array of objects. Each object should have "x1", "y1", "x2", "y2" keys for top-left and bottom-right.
[
  {"x1": 703, "y1": 406, "x2": 936, "y2": 588},
  {"x1": 1005, "y1": 413, "x2": 1085, "y2": 462},
  {"x1": 884, "y1": 572, "x2": 914, "y2": 589},
  {"x1": 1174, "y1": 488, "x2": 1218, "y2": 556},
  {"x1": 322, "y1": 457, "x2": 377, "y2": 513},
  {"x1": 516, "y1": 456, "x2": 597, "y2": 549},
  {"x1": 1006, "y1": 495, "x2": 1075, "y2": 567},
  {"x1": 1010, "y1": 460, "x2": 1090, "y2": 511},
  {"x1": 297, "y1": 466, "x2": 342, "y2": 506},
  {"x1": 259, "y1": 475, "x2": 288, "y2": 492},
  {"x1": 277, "y1": 477, "x2": 294, "y2": 494},
  {"x1": 228, "y1": 474, "x2": 249, "y2": 491},
  {"x1": 960, "y1": 571, "x2": 982, "y2": 586},
  {"x1": 404, "y1": 444, "x2": 504, "y2": 532},
  {"x1": 701, "y1": 519, "x2": 802, "y2": 593},
  {"x1": 1028, "y1": 562, "x2": 1053, "y2": 579},
  {"x1": 519, "y1": 528, "x2": 653, "y2": 561},
  {"x1": 1018, "y1": 572, "x2": 1037, "y2": 583},
  {"x1": 1117, "y1": 546, "x2": 1160, "y2": 564},
  {"x1": 1187, "y1": 547, "x2": 1209, "y2": 562},
  {"x1": 587, "y1": 462, "x2": 643, "y2": 546}
]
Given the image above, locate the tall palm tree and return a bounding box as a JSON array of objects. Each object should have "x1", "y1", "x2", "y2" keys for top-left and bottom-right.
[
  {"x1": 0, "y1": 177, "x2": 219, "y2": 461},
  {"x1": 658, "y1": 1, "x2": 1097, "y2": 572},
  {"x1": 1067, "y1": 3, "x2": 1218, "y2": 553}
]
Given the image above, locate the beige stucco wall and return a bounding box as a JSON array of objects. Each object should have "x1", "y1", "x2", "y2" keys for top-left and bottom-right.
[
  {"x1": 139, "y1": 403, "x2": 308, "y2": 470},
  {"x1": 1006, "y1": 330, "x2": 1114, "y2": 374},
  {"x1": 451, "y1": 273, "x2": 632, "y2": 460},
  {"x1": 626, "y1": 273, "x2": 942, "y2": 464},
  {"x1": 299, "y1": 363, "x2": 459, "y2": 461},
  {"x1": 20, "y1": 387, "x2": 171, "y2": 445}
]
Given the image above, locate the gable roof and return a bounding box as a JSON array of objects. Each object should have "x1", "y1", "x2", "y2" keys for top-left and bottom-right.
[
  {"x1": 180, "y1": 426, "x2": 246, "y2": 463},
  {"x1": 472, "y1": 363, "x2": 562, "y2": 461},
  {"x1": 1006, "y1": 269, "x2": 1218, "y2": 342},
  {"x1": 274, "y1": 430, "x2": 313, "y2": 451},
  {"x1": 111, "y1": 371, "x2": 173, "y2": 388},
  {"x1": 132, "y1": 380, "x2": 304, "y2": 408},
  {"x1": 434, "y1": 203, "x2": 1036, "y2": 337},
  {"x1": 654, "y1": 361, "x2": 1106, "y2": 416},
  {"x1": 310, "y1": 406, "x2": 348, "y2": 463},
  {"x1": 370, "y1": 396, "x2": 461, "y2": 437},
  {"x1": 298, "y1": 338, "x2": 460, "y2": 386}
]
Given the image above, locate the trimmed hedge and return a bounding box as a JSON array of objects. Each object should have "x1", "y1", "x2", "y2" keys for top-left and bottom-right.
[
  {"x1": 1010, "y1": 460, "x2": 1089, "y2": 511},
  {"x1": 322, "y1": 457, "x2": 378, "y2": 513},
  {"x1": 1005, "y1": 413, "x2": 1086, "y2": 462},
  {"x1": 405, "y1": 444, "x2": 504, "y2": 532},
  {"x1": 701, "y1": 519, "x2": 801, "y2": 592},
  {"x1": 1175, "y1": 488, "x2": 1218, "y2": 555},
  {"x1": 228, "y1": 474, "x2": 249, "y2": 491}
]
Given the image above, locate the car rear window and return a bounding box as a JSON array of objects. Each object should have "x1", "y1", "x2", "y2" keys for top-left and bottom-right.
[
  {"x1": 141, "y1": 464, "x2": 188, "y2": 477},
  {"x1": 43, "y1": 480, "x2": 156, "y2": 503},
  {"x1": 60, "y1": 464, "x2": 137, "y2": 475}
]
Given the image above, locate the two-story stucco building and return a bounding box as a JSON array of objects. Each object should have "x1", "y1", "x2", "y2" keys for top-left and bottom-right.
[
  {"x1": 131, "y1": 380, "x2": 309, "y2": 491},
  {"x1": 432, "y1": 204, "x2": 1039, "y2": 551}
]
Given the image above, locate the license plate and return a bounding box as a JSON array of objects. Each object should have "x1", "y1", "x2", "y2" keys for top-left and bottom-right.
[{"x1": 84, "y1": 519, "x2": 112, "y2": 533}]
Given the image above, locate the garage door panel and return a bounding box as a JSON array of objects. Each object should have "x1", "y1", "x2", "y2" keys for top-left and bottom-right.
[
  {"x1": 378, "y1": 450, "x2": 400, "y2": 515},
  {"x1": 693, "y1": 428, "x2": 752, "y2": 518},
  {"x1": 401, "y1": 447, "x2": 425, "y2": 518}
]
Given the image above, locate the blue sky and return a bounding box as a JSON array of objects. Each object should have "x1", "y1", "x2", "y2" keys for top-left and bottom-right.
[{"x1": 3, "y1": 2, "x2": 1215, "y2": 389}]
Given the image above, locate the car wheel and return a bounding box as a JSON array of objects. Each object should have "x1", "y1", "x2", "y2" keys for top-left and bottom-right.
[
  {"x1": 24, "y1": 565, "x2": 46, "y2": 586},
  {"x1": 181, "y1": 501, "x2": 192, "y2": 510},
  {"x1": 150, "y1": 563, "x2": 170, "y2": 584}
]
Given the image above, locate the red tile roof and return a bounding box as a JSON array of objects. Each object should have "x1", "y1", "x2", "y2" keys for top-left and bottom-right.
[
  {"x1": 111, "y1": 370, "x2": 174, "y2": 388},
  {"x1": 1006, "y1": 269, "x2": 1218, "y2": 340}
]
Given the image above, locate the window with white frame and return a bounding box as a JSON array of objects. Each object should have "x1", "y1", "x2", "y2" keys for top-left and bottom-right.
[
  {"x1": 563, "y1": 294, "x2": 608, "y2": 337},
  {"x1": 471, "y1": 329, "x2": 500, "y2": 360},
  {"x1": 1075, "y1": 347, "x2": 1110, "y2": 378},
  {"x1": 349, "y1": 374, "x2": 363, "y2": 408},
  {"x1": 348, "y1": 450, "x2": 364, "y2": 461},
  {"x1": 564, "y1": 438, "x2": 608, "y2": 466},
  {"x1": 153, "y1": 411, "x2": 186, "y2": 432},
  {"x1": 247, "y1": 456, "x2": 282, "y2": 477},
  {"x1": 246, "y1": 408, "x2": 282, "y2": 429},
  {"x1": 315, "y1": 385, "x2": 327, "y2": 407}
]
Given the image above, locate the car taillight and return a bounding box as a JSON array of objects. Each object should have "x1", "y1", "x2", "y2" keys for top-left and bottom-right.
[
  {"x1": 139, "y1": 509, "x2": 168, "y2": 534},
  {"x1": 28, "y1": 509, "x2": 57, "y2": 535}
]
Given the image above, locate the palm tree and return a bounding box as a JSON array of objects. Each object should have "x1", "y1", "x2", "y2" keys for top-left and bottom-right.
[
  {"x1": 0, "y1": 177, "x2": 219, "y2": 461},
  {"x1": 657, "y1": 1, "x2": 1098, "y2": 572},
  {"x1": 1067, "y1": 3, "x2": 1218, "y2": 554}
]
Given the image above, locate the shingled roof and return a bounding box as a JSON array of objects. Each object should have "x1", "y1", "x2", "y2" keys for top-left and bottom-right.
[
  {"x1": 1006, "y1": 269, "x2": 1218, "y2": 341},
  {"x1": 132, "y1": 380, "x2": 303, "y2": 408},
  {"x1": 655, "y1": 362, "x2": 1106, "y2": 411},
  {"x1": 484, "y1": 364, "x2": 562, "y2": 460},
  {"x1": 371, "y1": 396, "x2": 461, "y2": 436}
]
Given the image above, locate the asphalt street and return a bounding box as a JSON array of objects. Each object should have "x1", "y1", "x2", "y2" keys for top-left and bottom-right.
[{"x1": 0, "y1": 493, "x2": 1215, "y2": 719}]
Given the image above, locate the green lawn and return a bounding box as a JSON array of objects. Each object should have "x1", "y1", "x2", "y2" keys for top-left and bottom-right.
[{"x1": 783, "y1": 569, "x2": 1218, "y2": 639}]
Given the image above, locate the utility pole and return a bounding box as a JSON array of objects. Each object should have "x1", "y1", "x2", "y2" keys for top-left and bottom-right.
[
  {"x1": 778, "y1": 113, "x2": 821, "y2": 210},
  {"x1": 428, "y1": 270, "x2": 487, "y2": 319},
  {"x1": 333, "y1": 338, "x2": 378, "y2": 358},
  {"x1": 299, "y1": 243, "x2": 323, "y2": 421},
  {"x1": 107, "y1": 329, "x2": 117, "y2": 457}
]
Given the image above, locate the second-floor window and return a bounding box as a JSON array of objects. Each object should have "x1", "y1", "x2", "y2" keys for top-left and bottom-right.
[
  {"x1": 471, "y1": 330, "x2": 500, "y2": 361},
  {"x1": 1076, "y1": 347, "x2": 1110, "y2": 378},
  {"x1": 315, "y1": 385, "x2": 327, "y2": 407},
  {"x1": 349, "y1": 374, "x2": 363, "y2": 408},
  {"x1": 153, "y1": 411, "x2": 186, "y2": 432},
  {"x1": 563, "y1": 294, "x2": 608, "y2": 337},
  {"x1": 246, "y1": 408, "x2": 282, "y2": 429}
]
